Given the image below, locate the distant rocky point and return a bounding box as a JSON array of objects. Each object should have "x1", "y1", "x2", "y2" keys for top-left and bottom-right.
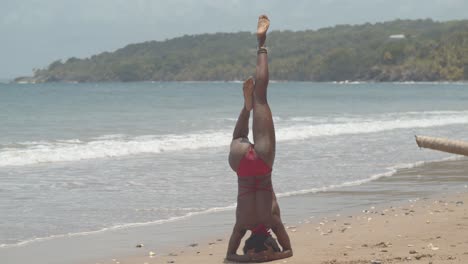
[{"x1": 14, "y1": 76, "x2": 41, "y2": 84}]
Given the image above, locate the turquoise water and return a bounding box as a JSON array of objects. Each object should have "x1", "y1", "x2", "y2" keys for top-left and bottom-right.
[{"x1": 1, "y1": 81, "x2": 468, "y2": 252}]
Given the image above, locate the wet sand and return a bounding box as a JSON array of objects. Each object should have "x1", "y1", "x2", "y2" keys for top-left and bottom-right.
[{"x1": 100, "y1": 159, "x2": 468, "y2": 264}]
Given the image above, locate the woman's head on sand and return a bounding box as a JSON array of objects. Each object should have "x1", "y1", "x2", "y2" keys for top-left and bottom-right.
[{"x1": 243, "y1": 233, "x2": 281, "y2": 254}]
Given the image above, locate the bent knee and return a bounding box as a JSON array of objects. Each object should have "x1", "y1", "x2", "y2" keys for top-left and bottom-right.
[{"x1": 230, "y1": 138, "x2": 251, "y2": 156}]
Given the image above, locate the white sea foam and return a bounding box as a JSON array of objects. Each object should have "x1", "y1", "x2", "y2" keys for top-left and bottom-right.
[
  {"x1": 0, "y1": 131, "x2": 230, "y2": 167},
  {"x1": 0, "y1": 111, "x2": 467, "y2": 167},
  {"x1": 392, "y1": 81, "x2": 468, "y2": 85},
  {"x1": 276, "y1": 111, "x2": 468, "y2": 141}
]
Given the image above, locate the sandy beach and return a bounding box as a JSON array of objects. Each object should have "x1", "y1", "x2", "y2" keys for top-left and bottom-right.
[
  {"x1": 105, "y1": 192, "x2": 468, "y2": 264},
  {"x1": 99, "y1": 161, "x2": 468, "y2": 264}
]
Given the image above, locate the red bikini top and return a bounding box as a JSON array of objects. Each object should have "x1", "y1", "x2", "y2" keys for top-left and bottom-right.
[{"x1": 237, "y1": 145, "x2": 272, "y2": 177}]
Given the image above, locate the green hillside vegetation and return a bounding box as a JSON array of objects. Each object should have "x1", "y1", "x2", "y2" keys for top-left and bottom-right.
[{"x1": 18, "y1": 19, "x2": 468, "y2": 82}]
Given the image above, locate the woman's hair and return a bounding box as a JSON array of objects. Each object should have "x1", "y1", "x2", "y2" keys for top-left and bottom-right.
[{"x1": 243, "y1": 234, "x2": 281, "y2": 254}]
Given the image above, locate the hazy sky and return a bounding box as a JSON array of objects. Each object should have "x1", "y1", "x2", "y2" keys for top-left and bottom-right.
[{"x1": 1, "y1": 0, "x2": 468, "y2": 78}]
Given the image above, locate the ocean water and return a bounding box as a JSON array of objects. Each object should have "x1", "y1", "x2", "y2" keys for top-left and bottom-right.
[{"x1": 1, "y1": 81, "x2": 468, "y2": 251}]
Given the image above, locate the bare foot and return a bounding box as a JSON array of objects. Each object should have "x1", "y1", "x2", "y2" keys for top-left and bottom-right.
[
  {"x1": 257, "y1": 15, "x2": 270, "y2": 46},
  {"x1": 243, "y1": 77, "x2": 254, "y2": 111}
]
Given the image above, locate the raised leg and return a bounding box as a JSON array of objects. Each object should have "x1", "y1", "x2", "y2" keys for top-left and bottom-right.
[
  {"x1": 271, "y1": 192, "x2": 292, "y2": 251},
  {"x1": 252, "y1": 15, "x2": 275, "y2": 168},
  {"x1": 232, "y1": 77, "x2": 254, "y2": 139},
  {"x1": 252, "y1": 15, "x2": 276, "y2": 226},
  {"x1": 229, "y1": 78, "x2": 255, "y2": 172}
]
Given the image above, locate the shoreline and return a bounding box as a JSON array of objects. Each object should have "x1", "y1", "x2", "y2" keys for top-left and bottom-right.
[
  {"x1": 2, "y1": 158, "x2": 467, "y2": 264},
  {"x1": 1, "y1": 154, "x2": 461, "y2": 250},
  {"x1": 99, "y1": 158, "x2": 468, "y2": 264}
]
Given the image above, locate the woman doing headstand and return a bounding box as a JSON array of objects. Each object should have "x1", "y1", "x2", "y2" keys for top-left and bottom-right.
[{"x1": 226, "y1": 15, "x2": 293, "y2": 263}]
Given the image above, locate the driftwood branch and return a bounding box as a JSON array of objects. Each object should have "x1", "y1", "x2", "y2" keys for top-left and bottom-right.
[{"x1": 415, "y1": 135, "x2": 468, "y2": 156}]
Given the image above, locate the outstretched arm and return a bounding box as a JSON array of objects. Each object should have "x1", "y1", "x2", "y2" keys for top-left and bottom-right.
[
  {"x1": 226, "y1": 223, "x2": 251, "y2": 262},
  {"x1": 271, "y1": 220, "x2": 292, "y2": 252},
  {"x1": 271, "y1": 193, "x2": 292, "y2": 251},
  {"x1": 268, "y1": 220, "x2": 293, "y2": 261}
]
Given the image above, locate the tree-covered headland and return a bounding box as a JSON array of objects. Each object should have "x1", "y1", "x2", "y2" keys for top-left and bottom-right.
[{"x1": 16, "y1": 19, "x2": 468, "y2": 83}]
